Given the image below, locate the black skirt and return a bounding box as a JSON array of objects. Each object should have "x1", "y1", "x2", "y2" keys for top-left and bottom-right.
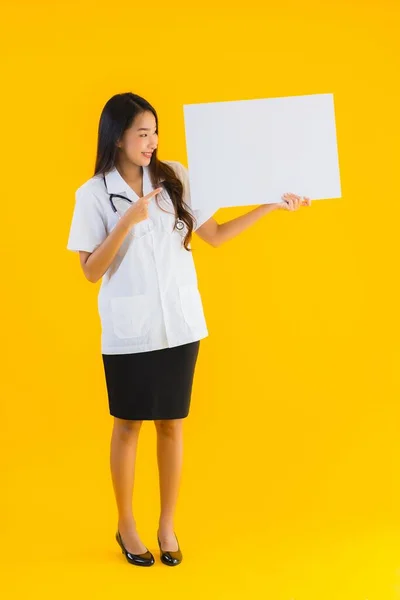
[{"x1": 101, "y1": 341, "x2": 201, "y2": 420}]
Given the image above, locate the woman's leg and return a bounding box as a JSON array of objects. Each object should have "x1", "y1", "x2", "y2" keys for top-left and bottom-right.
[
  {"x1": 110, "y1": 416, "x2": 148, "y2": 554},
  {"x1": 154, "y1": 418, "x2": 184, "y2": 552}
]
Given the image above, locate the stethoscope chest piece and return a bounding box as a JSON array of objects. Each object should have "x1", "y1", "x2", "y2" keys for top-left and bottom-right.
[{"x1": 175, "y1": 219, "x2": 185, "y2": 231}]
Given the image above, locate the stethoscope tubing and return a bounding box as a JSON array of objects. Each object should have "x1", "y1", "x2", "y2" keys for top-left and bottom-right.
[{"x1": 102, "y1": 175, "x2": 185, "y2": 231}]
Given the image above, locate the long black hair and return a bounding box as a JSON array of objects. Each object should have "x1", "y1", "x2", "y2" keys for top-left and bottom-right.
[{"x1": 94, "y1": 92, "x2": 195, "y2": 251}]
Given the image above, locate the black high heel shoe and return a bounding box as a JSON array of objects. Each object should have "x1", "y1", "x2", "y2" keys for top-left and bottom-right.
[
  {"x1": 116, "y1": 530, "x2": 155, "y2": 566},
  {"x1": 157, "y1": 533, "x2": 183, "y2": 566}
]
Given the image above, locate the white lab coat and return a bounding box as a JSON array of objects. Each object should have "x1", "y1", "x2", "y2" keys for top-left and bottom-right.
[{"x1": 66, "y1": 160, "x2": 215, "y2": 354}]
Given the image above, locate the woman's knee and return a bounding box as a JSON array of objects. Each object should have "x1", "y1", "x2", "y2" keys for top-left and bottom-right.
[
  {"x1": 113, "y1": 417, "x2": 143, "y2": 438},
  {"x1": 154, "y1": 418, "x2": 183, "y2": 436}
]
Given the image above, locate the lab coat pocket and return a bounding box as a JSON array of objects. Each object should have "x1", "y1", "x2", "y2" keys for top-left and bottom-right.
[
  {"x1": 179, "y1": 284, "x2": 205, "y2": 330},
  {"x1": 115, "y1": 221, "x2": 153, "y2": 257},
  {"x1": 110, "y1": 295, "x2": 150, "y2": 339}
]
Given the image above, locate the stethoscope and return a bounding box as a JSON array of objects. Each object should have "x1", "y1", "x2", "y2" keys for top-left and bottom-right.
[{"x1": 102, "y1": 175, "x2": 185, "y2": 231}]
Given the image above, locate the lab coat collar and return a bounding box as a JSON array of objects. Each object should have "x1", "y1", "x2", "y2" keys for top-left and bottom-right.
[{"x1": 104, "y1": 164, "x2": 159, "y2": 202}]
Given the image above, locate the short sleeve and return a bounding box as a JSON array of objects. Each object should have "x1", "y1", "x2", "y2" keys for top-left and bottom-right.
[
  {"x1": 66, "y1": 186, "x2": 108, "y2": 253},
  {"x1": 176, "y1": 162, "x2": 215, "y2": 231}
]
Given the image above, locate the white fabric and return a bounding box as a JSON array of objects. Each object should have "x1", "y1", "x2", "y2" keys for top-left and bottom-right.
[{"x1": 66, "y1": 160, "x2": 215, "y2": 354}]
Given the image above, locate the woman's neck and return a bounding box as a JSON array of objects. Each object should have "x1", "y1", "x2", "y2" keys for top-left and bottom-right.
[{"x1": 116, "y1": 157, "x2": 142, "y2": 185}]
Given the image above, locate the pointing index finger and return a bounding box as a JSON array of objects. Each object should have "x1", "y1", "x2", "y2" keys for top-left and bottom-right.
[{"x1": 144, "y1": 187, "x2": 163, "y2": 200}]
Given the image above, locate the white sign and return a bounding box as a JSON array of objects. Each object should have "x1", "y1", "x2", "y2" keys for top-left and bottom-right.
[{"x1": 183, "y1": 93, "x2": 341, "y2": 213}]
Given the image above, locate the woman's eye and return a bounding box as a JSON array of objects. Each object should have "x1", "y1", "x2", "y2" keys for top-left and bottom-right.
[{"x1": 140, "y1": 131, "x2": 158, "y2": 137}]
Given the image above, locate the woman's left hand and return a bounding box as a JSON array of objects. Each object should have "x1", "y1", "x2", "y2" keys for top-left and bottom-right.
[{"x1": 272, "y1": 193, "x2": 312, "y2": 211}]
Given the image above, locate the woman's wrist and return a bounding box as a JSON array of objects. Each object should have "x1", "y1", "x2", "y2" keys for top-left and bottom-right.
[{"x1": 257, "y1": 202, "x2": 279, "y2": 215}]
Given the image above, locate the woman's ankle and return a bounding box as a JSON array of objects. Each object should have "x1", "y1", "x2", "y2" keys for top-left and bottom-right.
[
  {"x1": 118, "y1": 516, "x2": 137, "y2": 530},
  {"x1": 158, "y1": 517, "x2": 174, "y2": 530}
]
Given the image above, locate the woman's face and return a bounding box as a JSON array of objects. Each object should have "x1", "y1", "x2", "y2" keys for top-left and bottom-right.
[{"x1": 117, "y1": 111, "x2": 158, "y2": 166}]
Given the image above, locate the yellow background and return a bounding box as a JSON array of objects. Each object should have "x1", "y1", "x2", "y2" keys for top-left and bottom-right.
[{"x1": 1, "y1": 0, "x2": 400, "y2": 597}]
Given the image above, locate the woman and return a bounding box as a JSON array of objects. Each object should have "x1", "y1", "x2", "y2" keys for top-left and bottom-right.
[{"x1": 66, "y1": 92, "x2": 311, "y2": 567}]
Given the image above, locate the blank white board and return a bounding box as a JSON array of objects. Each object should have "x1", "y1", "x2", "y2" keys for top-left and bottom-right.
[{"x1": 183, "y1": 93, "x2": 341, "y2": 214}]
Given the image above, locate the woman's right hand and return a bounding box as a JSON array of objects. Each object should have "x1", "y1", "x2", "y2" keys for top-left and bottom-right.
[{"x1": 122, "y1": 187, "x2": 163, "y2": 228}]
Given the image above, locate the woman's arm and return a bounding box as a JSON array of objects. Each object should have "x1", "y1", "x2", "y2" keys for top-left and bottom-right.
[
  {"x1": 80, "y1": 217, "x2": 133, "y2": 282},
  {"x1": 196, "y1": 193, "x2": 310, "y2": 247},
  {"x1": 195, "y1": 203, "x2": 277, "y2": 248}
]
